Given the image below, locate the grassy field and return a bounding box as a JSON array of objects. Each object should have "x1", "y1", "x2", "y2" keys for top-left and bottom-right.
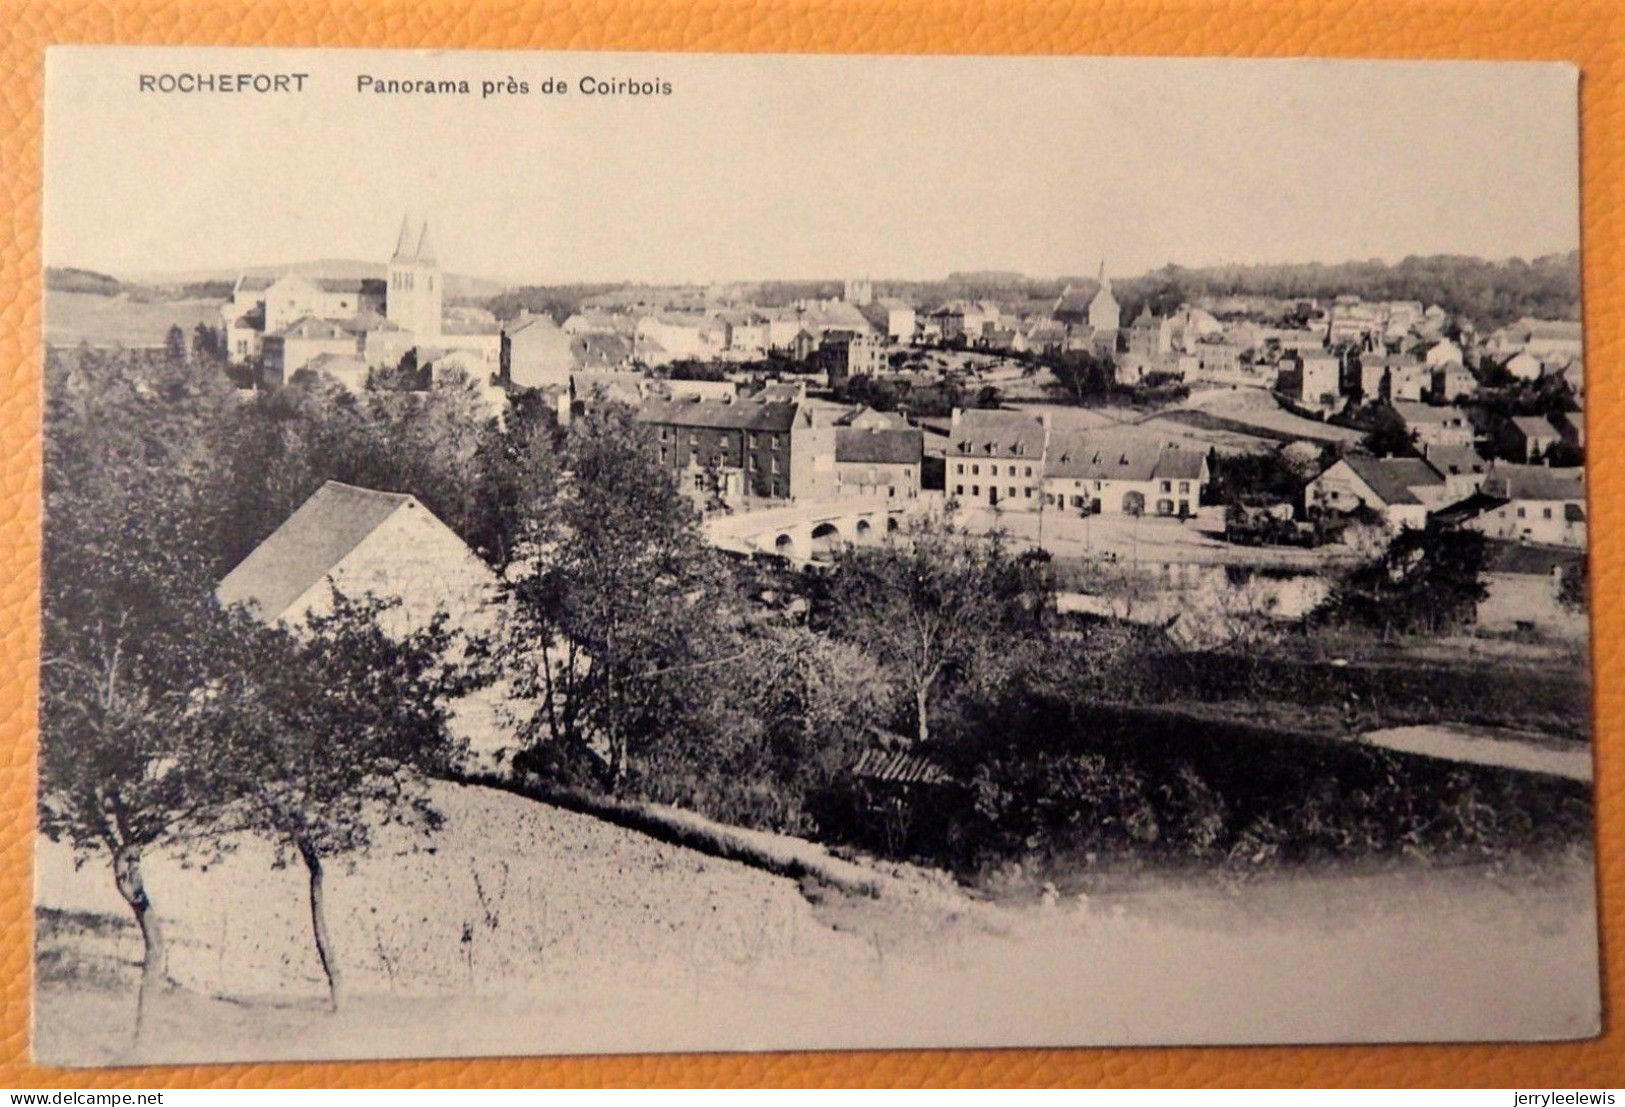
[
  {"x1": 45, "y1": 291, "x2": 225, "y2": 349},
  {"x1": 35, "y1": 780, "x2": 1599, "y2": 1064}
]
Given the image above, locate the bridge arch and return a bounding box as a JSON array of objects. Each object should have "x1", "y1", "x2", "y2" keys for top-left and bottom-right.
[{"x1": 810, "y1": 521, "x2": 843, "y2": 558}]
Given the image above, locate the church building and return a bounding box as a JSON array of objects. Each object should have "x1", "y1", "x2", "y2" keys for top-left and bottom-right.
[{"x1": 222, "y1": 216, "x2": 499, "y2": 387}]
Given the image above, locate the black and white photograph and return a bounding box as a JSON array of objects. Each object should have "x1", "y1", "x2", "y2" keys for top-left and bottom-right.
[{"x1": 37, "y1": 47, "x2": 1597, "y2": 1065}]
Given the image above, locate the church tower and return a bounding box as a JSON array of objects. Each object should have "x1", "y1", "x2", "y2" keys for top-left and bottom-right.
[
  {"x1": 1088, "y1": 259, "x2": 1120, "y2": 332},
  {"x1": 386, "y1": 215, "x2": 443, "y2": 339}
]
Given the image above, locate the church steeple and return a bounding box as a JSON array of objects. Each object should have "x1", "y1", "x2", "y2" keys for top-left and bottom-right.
[
  {"x1": 386, "y1": 214, "x2": 442, "y2": 339},
  {"x1": 392, "y1": 214, "x2": 414, "y2": 261}
]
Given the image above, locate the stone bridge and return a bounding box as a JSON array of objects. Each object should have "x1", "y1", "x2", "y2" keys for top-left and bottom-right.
[{"x1": 703, "y1": 498, "x2": 917, "y2": 563}]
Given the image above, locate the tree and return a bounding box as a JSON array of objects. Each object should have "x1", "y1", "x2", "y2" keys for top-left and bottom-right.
[
  {"x1": 1558, "y1": 558, "x2": 1587, "y2": 613},
  {"x1": 813, "y1": 514, "x2": 1053, "y2": 745},
  {"x1": 164, "y1": 324, "x2": 186, "y2": 363},
  {"x1": 1321, "y1": 524, "x2": 1489, "y2": 635},
  {"x1": 1360, "y1": 403, "x2": 1416, "y2": 458},
  {"x1": 501, "y1": 403, "x2": 740, "y2": 793},
  {"x1": 1047, "y1": 349, "x2": 1113, "y2": 405},
  {"x1": 191, "y1": 323, "x2": 223, "y2": 364},
  {"x1": 210, "y1": 593, "x2": 474, "y2": 1011},
  {"x1": 39, "y1": 348, "x2": 241, "y2": 1041}
]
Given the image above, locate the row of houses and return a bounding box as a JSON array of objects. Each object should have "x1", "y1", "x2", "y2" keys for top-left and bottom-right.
[
  {"x1": 630, "y1": 391, "x2": 926, "y2": 508},
  {"x1": 1305, "y1": 451, "x2": 1586, "y2": 548},
  {"x1": 944, "y1": 408, "x2": 1210, "y2": 517}
]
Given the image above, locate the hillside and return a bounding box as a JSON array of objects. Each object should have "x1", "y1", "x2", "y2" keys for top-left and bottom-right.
[
  {"x1": 35, "y1": 780, "x2": 1598, "y2": 1064},
  {"x1": 121, "y1": 259, "x2": 507, "y2": 301},
  {"x1": 44, "y1": 290, "x2": 224, "y2": 349}
]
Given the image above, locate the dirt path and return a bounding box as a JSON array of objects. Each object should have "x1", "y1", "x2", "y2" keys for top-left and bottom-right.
[{"x1": 1361, "y1": 724, "x2": 1594, "y2": 783}]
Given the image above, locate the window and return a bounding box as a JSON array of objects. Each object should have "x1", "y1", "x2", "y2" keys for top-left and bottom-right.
[
  {"x1": 1024, "y1": 487, "x2": 1032, "y2": 498},
  {"x1": 1179, "y1": 482, "x2": 1190, "y2": 493},
  {"x1": 1024, "y1": 466, "x2": 1033, "y2": 477},
  {"x1": 1008, "y1": 465, "x2": 1017, "y2": 476},
  {"x1": 1517, "y1": 507, "x2": 1527, "y2": 518},
  {"x1": 1007, "y1": 486, "x2": 1016, "y2": 498},
  {"x1": 955, "y1": 463, "x2": 963, "y2": 475},
  {"x1": 1160, "y1": 481, "x2": 1172, "y2": 493},
  {"x1": 1544, "y1": 507, "x2": 1553, "y2": 519},
  {"x1": 972, "y1": 485, "x2": 980, "y2": 496},
  {"x1": 972, "y1": 465, "x2": 980, "y2": 476},
  {"x1": 955, "y1": 485, "x2": 964, "y2": 495}
]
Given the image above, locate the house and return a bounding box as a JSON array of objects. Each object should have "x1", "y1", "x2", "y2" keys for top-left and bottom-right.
[
  {"x1": 1281, "y1": 351, "x2": 1342, "y2": 407},
  {"x1": 261, "y1": 316, "x2": 367, "y2": 385},
  {"x1": 1304, "y1": 455, "x2": 1448, "y2": 529},
  {"x1": 561, "y1": 309, "x2": 634, "y2": 338},
  {"x1": 1505, "y1": 415, "x2": 1562, "y2": 463},
  {"x1": 861, "y1": 298, "x2": 917, "y2": 343},
  {"x1": 1392, "y1": 400, "x2": 1474, "y2": 449},
  {"x1": 1498, "y1": 351, "x2": 1543, "y2": 382},
  {"x1": 712, "y1": 310, "x2": 771, "y2": 357},
  {"x1": 215, "y1": 480, "x2": 508, "y2": 758},
  {"x1": 217, "y1": 481, "x2": 496, "y2": 631},
  {"x1": 834, "y1": 426, "x2": 924, "y2": 500},
  {"x1": 1466, "y1": 464, "x2": 1587, "y2": 548},
  {"x1": 1486, "y1": 317, "x2": 1583, "y2": 361},
  {"x1": 503, "y1": 312, "x2": 576, "y2": 389},
  {"x1": 819, "y1": 330, "x2": 887, "y2": 387},
  {"x1": 504, "y1": 315, "x2": 632, "y2": 390},
  {"x1": 1388, "y1": 359, "x2": 1432, "y2": 403},
  {"x1": 261, "y1": 274, "x2": 388, "y2": 337},
  {"x1": 1041, "y1": 434, "x2": 1208, "y2": 517},
  {"x1": 1127, "y1": 312, "x2": 1173, "y2": 360},
  {"x1": 300, "y1": 352, "x2": 371, "y2": 393},
  {"x1": 634, "y1": 313, "x2": 722, "y2": 367},
  {"x1": 1421, "y1": 339, "x2": 1464, "y2": 368},
  {"x1": 1474, "y1": 542, "x2": 1586, "y2": 640},
  {"x1": 636, "y1": 395, "x2": 832, "y2": 505},
  {"x1": 946, "y1": 408, "x2": 1050, "y2": 511},
  {"x1": 1432, "y1": 361, "x2": 1477, "y2": 403},
  {"x1": 1420, "y1": 444, "x2": 1490, "y2": 501},
  {"x1": 570, "y1": 369, "x2": 647, "y2": 416}
]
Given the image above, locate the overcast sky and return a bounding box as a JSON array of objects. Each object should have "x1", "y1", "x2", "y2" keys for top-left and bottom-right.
[{"x1": 45, "y1": 47, "x2": 1581, "y2": 284}]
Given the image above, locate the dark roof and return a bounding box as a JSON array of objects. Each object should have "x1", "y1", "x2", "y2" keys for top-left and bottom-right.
[
  {"x1": 270, "y1": 316, "x2": 351, "y2": 340},
  {"x1": 1483, "y1": 540, "x2": 1583, "y2": 576},
  {"x1": 314, "y1": 277, "x2": 387, "y2": 296},
  {"x1": 1483, "y1": 463, "x2": 1585, "y2": 501},
  {"x1": 948, "y1": 409, "x2": 1047, "y2": 459},
  {"x1": 216, "y1": 481, "x2": 415, "y2": 618},
  {"x1": 1422, "y1": 445, "x2": 1487, "y2": 477},
  {"x1": 1510, "y1": 415, "x2": 1559, "y2": 438},
  {"x1": 1339, "y1": 455, "x2": 1443, "y2": 506},
  {"x1": 1391, "y1": 400, "x2": 1464, "y2": 425},
  {"x1": 1045, "y1": 433, "x2": 1206, "y2": 482},
  {"x1": 1431, "y1": 491, "x2": 1506, "y2": 527},
  {"x1": 636, "y1": 397, "x2": 799, "y2": 432},
  {"x1": 835, "y1": 427, "x2": 923, "y2": 465}
]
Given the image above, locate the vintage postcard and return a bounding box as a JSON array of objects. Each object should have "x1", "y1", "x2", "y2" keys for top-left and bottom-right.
[{"x1": 37, "y1": 46, "x2": 1596, "y2": 1065}]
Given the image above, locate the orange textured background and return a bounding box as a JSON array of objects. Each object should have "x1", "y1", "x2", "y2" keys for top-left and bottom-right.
[{"x1": 2, "y1": 0, "x2": 1622, "y2": 1088}]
